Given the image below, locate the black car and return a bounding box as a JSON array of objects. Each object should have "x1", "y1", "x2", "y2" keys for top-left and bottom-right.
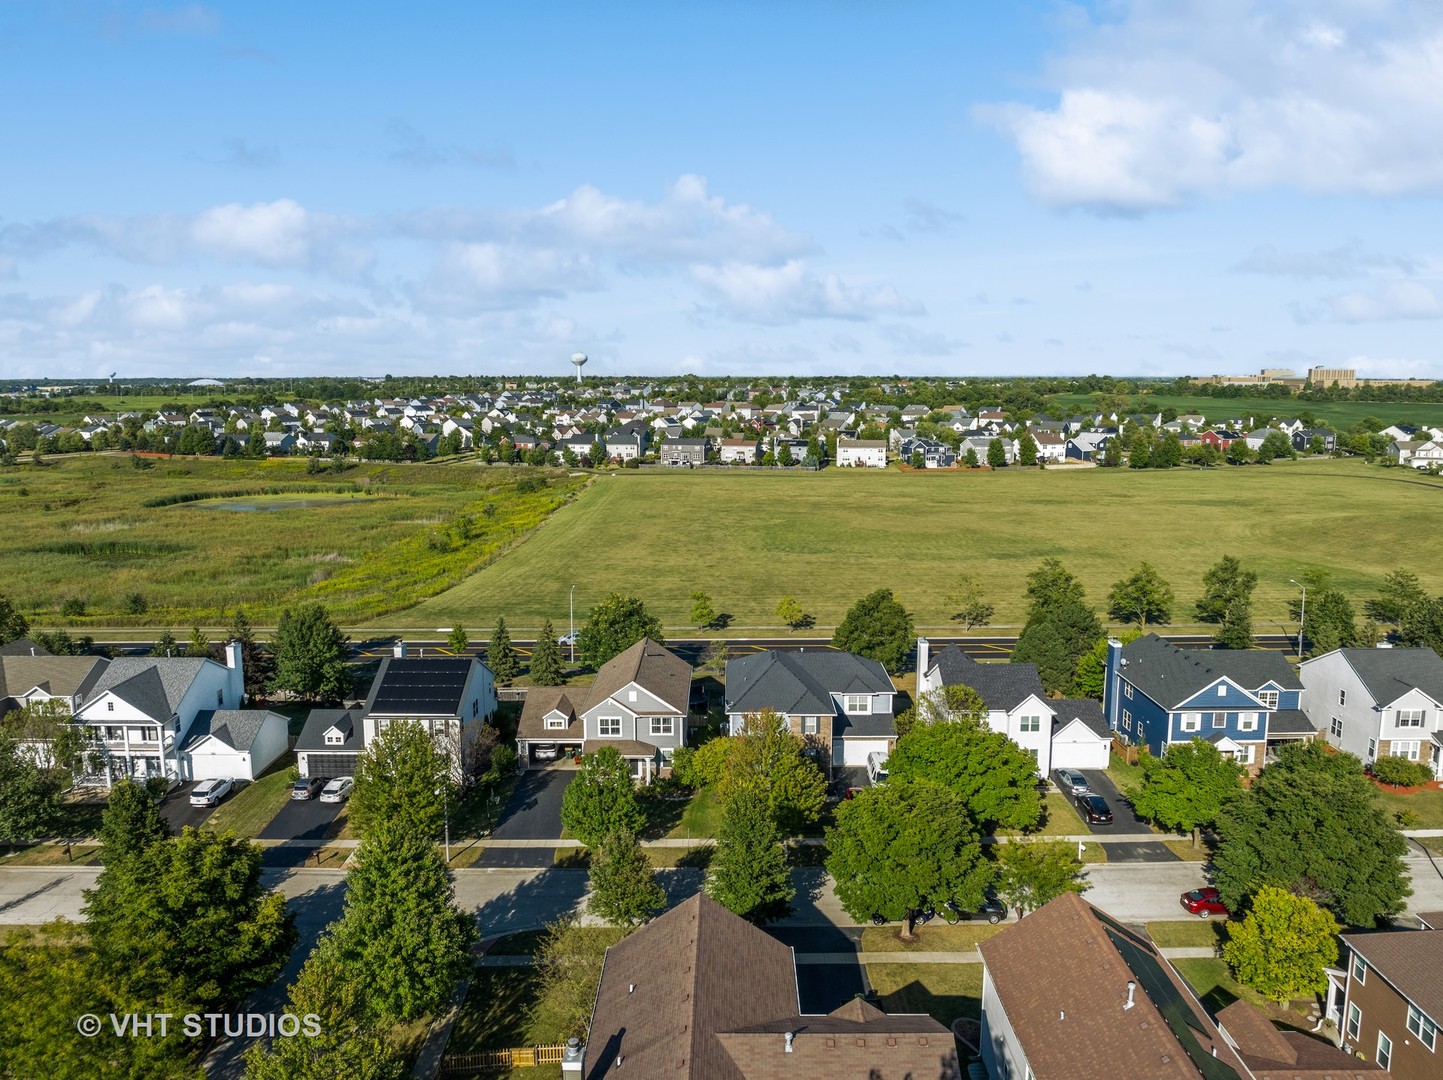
[
  {"x1": 941, "y1": 897, "x2": 1007, "y2": 924},
  {"x1": 1075, "y1": 791, "x2": 1113, "y2": 825}
]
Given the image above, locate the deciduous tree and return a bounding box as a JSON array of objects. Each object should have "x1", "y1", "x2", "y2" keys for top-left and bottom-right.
[
  {"x1": 1365, "y1": 568, "x2": 1426, "y2": 630},
  {"x1": 1195, "y1": 556, "x2": 1258, "y2": 650},
  {"x1": 530, "y1": 919, "x2": 632, "y2": 1041},
  {"x1": 351, "y1": 719, "x2": 453, "y2": 841},
  {"x1": 1017, "y1": 432, "x2": 1038, "y2": 466},
  {"x1": 826, "y1": 780, "x2": 992, "y2": 940},
  {"x1": 831, "y1": 588, "x2": 915, "y2": 673},
  {"x1": 775, "y1": 594, "x2": 809, "y2": 630},
  {"x1": 561, "y1": 746, "x2": 646, "y2": 847},
  {"x1": 689, "y1": 591, "x2": 716, "y2": 631},
  {"x1": 992, "y1": 839, "x2": 1087, "y2": 919},
  {"x1": 706, "y1": 786, "x2": 794, "y2": 924},
  {"x1": 529, "y1": 619, "x2": 566, "y2": 686},
  {"x1": 587, "y1": 830, "x2": 666, "y2": 926},
  {"x1": 1072, "y1": 630, "x2": 1142, "y2": 699},
  {"x1": 0, "y1": 594, "x2": 28, "y2": 644},
  {"x1": 1011, "y1": 597, "x2": 1102, "y2": 696},
  {"x1": 1107, "y1": 562, "x2": 1175, "y2": 627},
  {"x1": 0, "y1": 733, "x2": 62, "y2": 846},
  {"x1": 486, "y1": 616, "x2": 518, "y2": 684},
  {"x1": 1024, "y1": 557, "x2": 1086, "y2": 617},
  {"x1": 270, "y1": 603, "x2": 352, "y2": 700},
  {"x1": 1132, "y1": 739, "x2": 1244, "y2": 847},
  {"x1": 1222, "y1": 887, "x2": 1339, "y2": 1003},
  {"x1": 715, "y1": 709, "x2": 828, "y2": 835},
  {"x1": 886, "y1": 718, "x2": 1043, "y2": 831},
  {"x1": 944, "y1": 573, "x2": 994, "y2": 630},
  {"x1": 578, "y1": 593, "x2": 664, "y2": 667}
]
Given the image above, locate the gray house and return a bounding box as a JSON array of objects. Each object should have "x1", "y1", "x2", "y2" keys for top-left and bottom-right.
[
  {"x1": 517, "y1": 638, "x2": 692, "y2": 781},
  {"x1": 1300, "y1": 646, "x2": 1443, "y2": 777},
  {"x1": 660, "y1": 438, "x2": 708, "y2": 467},
  {"x1": 724, "y1": 649, "x2": 897, "y2": 771}
]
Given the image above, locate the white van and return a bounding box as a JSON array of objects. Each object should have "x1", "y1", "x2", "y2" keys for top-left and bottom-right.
[{"x1": 866, "y1": 751, "x2": 889, "y2": 785}]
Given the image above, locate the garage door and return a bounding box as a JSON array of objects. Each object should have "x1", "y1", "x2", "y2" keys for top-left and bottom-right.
[
  {"x1": 1052, "y1": 739, "x2": 1110, "y2": 771},
  {"x1": 188, "y1": 751, "x2": 249, "y2": 782},
  {"x1": 302, "y1": 753, "x2": 359, "y2": 779},
  {"x1": 837, "y1": 738, "x2": 891, "y2": 766}
]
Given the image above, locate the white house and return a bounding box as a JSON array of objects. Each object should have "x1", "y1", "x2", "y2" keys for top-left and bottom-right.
[
  {"x1": 72, "y1": 645, "x2": 246, "y2": 786},
  {"x1": 182, "y1": 709, "x2": 289, "y2": 781},
  {"x1": 835, "y1": 437, "x2": 887, "y2": 468},
  {"x1": 1300, "y1": 645, "x2": 1443, "y2": 775}
]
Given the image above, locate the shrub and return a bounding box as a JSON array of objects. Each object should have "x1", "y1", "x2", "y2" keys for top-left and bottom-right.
[
  {"x1": 123, "y1": 592, "x2": 149, "y2": 615},
  {"x1": 1396, "y1": 809, "x2": 1421, "y2": 828},
  {"x1": 59, "y1": 596, "x2": 87, "y2": 617},
  {"x1": 1372, "y1": 755, "x2": 1434, "y2": 788}
]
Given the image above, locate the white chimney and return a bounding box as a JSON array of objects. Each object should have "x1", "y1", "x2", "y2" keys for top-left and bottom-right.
[
  {"x1": 916, "y1": 637, "x2": 930, "y2": 686},
  {"x1": 561, "y1": 1037, "x2": 584, "y2": 1075},
  {"x1": 224, "y1": 640, "x2": 243, "y2": 671},
  {"x1": 1124, "y1": 981, "x2": 1136, "y2": 1011},
  {"x1": 393, "y1": 640, "x2": 407, "y2": 659}
]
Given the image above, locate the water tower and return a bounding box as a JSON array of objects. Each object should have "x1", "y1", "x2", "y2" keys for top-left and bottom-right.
[{"x1": 569, "y1": 352, "x2": 588, "y2": 383}]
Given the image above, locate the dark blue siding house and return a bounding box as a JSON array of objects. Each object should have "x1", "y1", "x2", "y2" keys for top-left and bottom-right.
[{"x1": 1103, "y1": 634, "x2": 1310, "y2": 772}]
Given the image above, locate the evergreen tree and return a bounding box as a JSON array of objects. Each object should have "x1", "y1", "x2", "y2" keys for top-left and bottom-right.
[
  {"x1": 529, "y1": 619, "x2": 566, "y2": 685},
  {"x1": 486, "y1": 616, "x2": 518, "y2": 684},
  {"x1": 964, "y1": 447, "x2": 980, "y2": 468},
  {"x1": 586, "y1": 830, "x2": 666, "y2": 926},
  {"x1": 328, "y1": 818, "x2": 477, "y2": 1024},
  {"x1": 151, "y1": 629, "x2": 179, "y2": 658},
  {"x1": 987, "y1": 438, "x2": 1007, "y2": 468},
  {"x1": 226, "y1": 607, "x2": 272, "y2": 700},
  {"x1": 270, "y1": 603, "x2": 352, "y2": 700},
  {"x1": 98, "y1": 777, "x2": 171, "y2": 864},
  {"x1": 706, "y1": 787, "x2": 794, "y2": 924},
  {"x1": 1011, "y1": 597, "x2": 1102, "y2": 696},
  {"x1": 446, "y1": 624, "x2": 468, "y2": 654},
  {"x1": 0, "y1": 594, "x2": 28, "y2": 644},
  {"x1": 1017, "y1": 432, "x2": 1038, "y2": 466}
]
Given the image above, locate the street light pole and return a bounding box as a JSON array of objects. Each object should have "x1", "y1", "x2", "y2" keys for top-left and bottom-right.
[
  {"x1": 570, "y1": 584, "x2": 576, "y2": 664},
  {"x1": 435, "y1": 782, "x2": 451, "y2": 865},
  {"x1": 1289, "y1": 578, "x2": 1307, "y2": 660}
]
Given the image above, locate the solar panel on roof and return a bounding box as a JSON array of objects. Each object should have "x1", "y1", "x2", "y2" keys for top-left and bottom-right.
[{"x1": 371, "y1": 659, "x2": 472, "y2": 713}]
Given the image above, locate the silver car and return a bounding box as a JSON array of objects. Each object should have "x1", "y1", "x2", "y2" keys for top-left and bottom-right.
[
  {"x1": 319, "y1": 776, "x2": 353, "y2": 803},
  {"x1": 1053, "y1": 767, "x2": 1089, "y2": 795}
]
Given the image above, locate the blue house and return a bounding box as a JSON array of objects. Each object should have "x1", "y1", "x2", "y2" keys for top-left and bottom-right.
[{"x1": 1103, "y1": 634, "x2": 1310, "y2": 771}]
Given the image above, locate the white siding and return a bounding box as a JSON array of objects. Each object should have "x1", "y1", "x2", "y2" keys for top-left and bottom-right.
[
  {"x1": 1051, "y1": 720, "x2": 1111, "y2": 770},
  {"x1": 980, "y1": 964, "x2": 1031, "y2": 1080}
]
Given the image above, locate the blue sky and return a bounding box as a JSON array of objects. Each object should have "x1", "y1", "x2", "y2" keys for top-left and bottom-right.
[{"x1": 3, "y1": 0, "x2": 1442, "y2": 380}]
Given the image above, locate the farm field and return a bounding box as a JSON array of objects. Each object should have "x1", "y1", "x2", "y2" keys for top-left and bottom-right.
[
  {"x1": 0, "y1": 456, "x2": 583, "y2": 626},
  {"x1": 1046, "y1": 392, "x2": 1443, "y2": 431},
  {"x1": 399, "y1": 458, "x2": 1443, "y2": 632}
]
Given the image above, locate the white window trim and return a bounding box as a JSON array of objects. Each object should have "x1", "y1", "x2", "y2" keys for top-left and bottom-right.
[
  {"x1": 1123, "y1": 683, "x2": 1133, "y2": 700},
  {"x1": 1377, "y1": 1031, "x2": 1392, "y2": 1071},
  {"x1": 1217, "y1": 685, "x2": 1227, "y2": 697},
  {"x1": 1181, "y1": 714, "x2": 1200, "y2": 732},
  {"x1": 1340, "y1": 689, "x2": 1347, "y2": 706},
  {"x1": 1239, "y1": 713, "x2": 1258, "y2": 732},
  {"x1": 1257, "y1": 690, "x2": 1279, "y2": 709},
  {"x1": 1393, "y1": 741, "x2": 1421, "y2": 761},
  {"x1": 1398, "y1": 709, "x2": 1426, "y2": 728},
  {"x1": 1346, "y1": 1002, "x2": 1361, "y2": 1041},
  {"x1": 1019, "y1": 715, "x2": 1041, "y2": 733},
  {"x1": 650, "y1": 717, "x2": 674, "y2": 737},
  {"x1": 1331, "y1": 716, "x2": 1343, "y2": 738},
  {"x1": 801, "y1": 717, "x2": 819, "y2": 735},
  {"x1": 844, "y1": 695, "x2": 870, "y2": 715},
  {"x1": 597, "y1": 717, "x2": 622, "y2": 738},
  {"x1": 1352, "y1": 954, "x2": 1367, "y2": 984},
  {"x1": 545, "y1": 718, "x2": 566, "y2": 730},
  {"x1": 1122, "y1": 709, "x2": 1131, "y2": 725},
  {"x1": 1407, "y1": 1004, "x2": 1438, "y2": 1051}
]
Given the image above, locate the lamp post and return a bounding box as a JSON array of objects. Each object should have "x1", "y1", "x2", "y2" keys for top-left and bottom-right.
[
  {"x1": 570, "y1": 584, "x2": 576, "y2": 664},
  {"x1": 435, "y1": 783, "x2": 451, "y2": 865},
  {"x1": 1289, "y1": 578, "x2": 1307, "y2": 660}
]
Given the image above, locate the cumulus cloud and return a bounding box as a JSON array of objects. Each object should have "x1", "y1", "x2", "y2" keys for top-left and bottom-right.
[
  {"x1": 981, "y1": 1, "x2": 1443, "y2": 211},
  {"x1": 1325, "y1": 281, "x2": 1443, "y2": 322},
  {"x1": 414, "y1": 242, "x2": 602, "y2": 313},
  {"x1": 1233, "y1": 240, "x2": 1418, "y2": 278},
  {"x1": 690, "y1": 260, "x2": 925, "y2": 325}
]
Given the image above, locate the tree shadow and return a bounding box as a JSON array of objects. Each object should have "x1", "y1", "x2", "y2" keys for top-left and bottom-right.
[
  {"x1": 708, "y1": 613, "x2": 733, "y2": 631},
  {"x1": 473, "y1": 865, "x2": 592, "y2": 936}
]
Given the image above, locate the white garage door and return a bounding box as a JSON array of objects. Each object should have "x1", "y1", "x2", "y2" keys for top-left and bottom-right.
[
  {"x1": 838, "y1": 738, "x2": 891, "y2": 767},
  {"x1": 187, "y1": 750, "x2": 250, "y2": 781},
  {"x1": 1052, "y1": 738, "x2": 1110, "y2": 771}
]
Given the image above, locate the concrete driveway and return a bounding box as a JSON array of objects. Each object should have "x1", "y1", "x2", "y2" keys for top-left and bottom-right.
[
  {"x1": 491, "y1": 770, "x2": 574, "y2": 840},
  {"x1": 158, "y1": 783, "x2": 217, "y2": 831},
  {"x1": 1080, "y1": 769, "x2": 1180, "y2": 863}
]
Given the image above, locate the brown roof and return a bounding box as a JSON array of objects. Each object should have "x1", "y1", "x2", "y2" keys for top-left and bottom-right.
[
  {"x1": 1416, "y1": 910, "x2": 1443, "y2": 929},
  {"x1": 0, "y1": 655, "x2": 108, "y2": 714},
  {"x1": 977, "y1": 892, "x2": 1250, "y2": 1080},
  {"x1": 1341, "y1": 928, "x2": 1443, "y2": 1023},
  {"x1": 1216, "y1": 1000, "x2": 1383, "y2": 1079},
  {"x1": 516, "y1": 687, "x2": 581, "y2": 741},
  {"x1": 583, "y1": 738, "x2": 661, "y2": 759},
  {"x1": 583, "y1": 894, "x2": 952, "y2": 1080},
  {"x1": 582, "y1": 638, "x2": 691, "y2": 717}
]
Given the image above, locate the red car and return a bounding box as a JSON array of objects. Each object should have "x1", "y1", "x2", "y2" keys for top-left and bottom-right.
[{"x1": 1180, "y1": 887, "x2": 1230, "y2": 917}]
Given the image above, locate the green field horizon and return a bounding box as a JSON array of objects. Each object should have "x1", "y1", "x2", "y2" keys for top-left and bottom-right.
[{"x1": 395, "y1": 458, "x2": 1443, "y2": 633}]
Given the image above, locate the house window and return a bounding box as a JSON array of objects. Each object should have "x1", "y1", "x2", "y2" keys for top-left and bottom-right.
[
  {"x1": 1398, "y1": 709, "x2": 1426, "y2": 727},
  {"x1": 1239, "y1": 714, "x2": 1257, "y2": 732},
  {"x1": 628, "y1": 690, "x2": 638, "y2": 703},
  {"x1": 1367, "y1": 738, "x2": 1377, "y2": 760},
  {"x1": 545, "y1": 717, "x2": 565, "y2": 730},
  {"x1": 598, "y1": 717, "x2": 621, "y2": 737},
  {"x1": 1181, "y1": 714, "x2": 1200, "y2": 732},
  {"x1": 325, "y1": 731, "x2": 342, "y2": 746},
  {"x1": 1123, "y1": 684, "x2": 1133, "y2": 700},
  {"x1": 1346, "y1": 1003, "x2": 1361, "y2": 1041},
  {"x1": 802, "y1": 717, "x2": 819, "y2": 735},
  {"x1": 1393, "y1": 741, "x2": 1421, "y2": 761},
  {"x1": 107, "y1": 701, "x2": 114, "y2": 712},
  {"x1": 1217, "y1": 685, "x2": 1227, "y2": 697},
  {"x1": 1331, "y1": 717, "x2": 1344, "y2": 738},
  {"x1": 105, "y1": 726, "x2": 123, "y2": 741},
  {"x1": 1256, "y1": 691, "x2": 1279, "y2": 709},
  {"x1": 216, "y1": 689, "x2": 224, "y2": 707},
  {"x1": 1122, "y1": 709, "x2": 1131, "y2": 726},
  {"x1": 1019, "y1": 715, "x2": 1040, "y2": 733},
  {"x1": 1340, "y1": 689, "x2": 1347, "y2": 706},
  {"x1": 650, "y1": 717, "x2": 674, "y2": 737},
  {"x1": 1236, "y1": 745, "x2": 1253, "y2": 764},
  {"x1": 377, "y1": 718, "x2": 390, "y2": 734},
  {"x1": 472, "y1": 700, "x2": 479, "y2": 718},
  {"x1": 844, "y1": 695, "x2": 870, "y2": 714},
  {"x1": 1352, "y1": 953, "x2": 1367, "y2": 984},
  {"x1": 1212, "y1": 713, "x2": 1226, "y2": 729},
  {"x1": 1376, "y1": 1031, "x2": 1392, "y2": 1072},
  {"x1": 1026, "y1": 748, "x2": 1039, "y2": 762},
  {"x1": 1408, "y1": 1004, "x2": 1438, "y2": 1050}
]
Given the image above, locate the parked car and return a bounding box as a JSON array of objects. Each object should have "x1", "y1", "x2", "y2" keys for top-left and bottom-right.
[
  {"x1": 866, "y1": 751, "x2": 889, "y2": 785},
  {"x1": 319, "y1": 776, "x2": 353, "y2": 803},
  {"x1": 533, "y1": 743, "x2": 559, "y2": 761},
  {"x1": 1074, "y1": 792, "x2": 1113, "y2": 825},
  {"x1": 941, "y1": 897, "x2": 1007, "y2": 925},
  {"x1": 1053, "y1": 767, "x2": 1089, "y2": 795},
  {"x1": 843, "y1": 786, "x2": 867, "y2": 801},
  {"x1": 1180, "y1": 887, "x2": 1231, "y2": 917},
  {"x1": 290, "y1": 777, "x2": 325, "y2": 801},
  {"x1": 557, "y1": 632, "x2": 579, "y2": 647},
  {"x1": 190, "y1": 778, "x2": 233, "y2": 808}
]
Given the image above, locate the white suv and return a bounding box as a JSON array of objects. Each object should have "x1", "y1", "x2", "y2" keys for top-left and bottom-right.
[
  {"x1": 189, "y1": 778, "x2": 233, "y2": 807},
  {"x1": 866, "y1": 751, "x2": 889, "y2": 785}
]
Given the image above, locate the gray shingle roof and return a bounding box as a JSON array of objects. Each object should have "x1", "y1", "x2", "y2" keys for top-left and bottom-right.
[
  {"x1": 1052, "y1": 698, "x2": 1109, "y2": 739},
  {"x1": 0, "y1": 655, "x2": 107, "y2": 712},
  {"x1": 87, "y1": 657, "x2": 212, "y2": 720},
  {"x1": 726, "y1": 649, "x2": 892, "y2": 717},
  {"x1": 1330, "y1": 647, "x2": 1443, "y2": 707},
  {"x1": 184, "y1": 709, "x2": 277, "y2": 752},
  {"x1": 1120, "y1": 634, "x2": 1301, "y2": 709},
  {"x1": 927, "y1": 647, "x2": 1047, "y2": 712},
  {"x1": 1267, "y1": 708, "x2": 1315, "y2": 736},
  {"x1": 294, "y1": 708, "x2": 362, "y2": 753},
  {"x1": 583, "y1": 638, "x2": 691, "y2": 716}
]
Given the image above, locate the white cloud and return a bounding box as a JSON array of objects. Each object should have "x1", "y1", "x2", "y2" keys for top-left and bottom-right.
[
  {"x1": 1326, "y1": 281, "x2": 1443, "y2": 322},
  {"x1": 982, "y1": 1, "x2": 1443, "y2": 211},
  {"x1": 691, "y1": 260, "x2": 924, "y2": 325},
  {"x1": 384, "y1": 118, "x2": 514, "y2": 170}
]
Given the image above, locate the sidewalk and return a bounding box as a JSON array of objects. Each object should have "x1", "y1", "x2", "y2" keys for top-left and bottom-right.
[{"x1": 476, "y1": 945, "x2": 1221, "y2": 967}]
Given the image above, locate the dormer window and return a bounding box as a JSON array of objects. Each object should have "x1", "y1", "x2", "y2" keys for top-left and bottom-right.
[
  {"x1": 844, "y1": 695, "x2": 870, "y2": 714},
  {"x1": 325, "y1": 729, "x2": 343, "y2": 746},
  {"x1": 1256, "y1": 691, "x2": 1278, "y2": 709}
]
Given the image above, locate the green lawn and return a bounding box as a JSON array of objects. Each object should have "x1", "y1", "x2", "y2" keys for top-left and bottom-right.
[
  {"x1": 867, "y1": 962, "x2": 984, "y2": 1024},
  {"x1": 1106, "y1": 752, "x2": 1147, "y2": 798},
  {"x1": 1145, "y1": 920, "x2": 1228, "y2": 950},
  {"x1": 1171, "y1": 957, "x2": 1314, "y2": 1024},
  {"x1": 1372, "y1": 785, "x2": 1443, "y2": 829},
  {"x1": 861, "y1": 923, "x2": 1005, "y2": 953},
  {"x1": 0, "y1": 843, "x2": 102, "y2": 866},
  {"x1": 997, "y1": 791, "x2": 1090, "y2": 837},
  {"x1": 655, "y1": 790, "x2": 724, "y2": 840},
  {"x1": 203, "y1": 763, "x2": 296, "y2": 837},
  {"x1": 1045, "y1": 392, "x2": 1443, "y2": 432},
  {"x1": 445, "y1": 968, "x2": 561, "y2": 1080},
  {"x1": 396, "y1": 460, "x2": 1443, "y2": 631},
  {"x1": 0, "y1": 455, "x2": 582, "y2": 625}
]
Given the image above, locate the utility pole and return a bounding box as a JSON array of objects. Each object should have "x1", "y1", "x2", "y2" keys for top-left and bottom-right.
[
  {"x1": 570, "y1": 584, "x2": 576, "y2": 665},
  {"x1": 1289, "y1": 578, "x2": 1307, "y2": 660}
]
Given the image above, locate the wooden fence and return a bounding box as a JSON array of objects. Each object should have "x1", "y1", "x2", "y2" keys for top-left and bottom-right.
[{"x1": 440, "y1": 1045, "x2": 568, "y2": 1074}]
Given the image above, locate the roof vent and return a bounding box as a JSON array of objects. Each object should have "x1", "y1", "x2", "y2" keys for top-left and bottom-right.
[
  {"x1": 784, "y1": 1032, "x2": 794, "y2": 1053},
  {"x1": 1124, "y1": 981, "x2": 1136, "y2": 1011},
  {"x1": 628, "y1": 984, "x2": 635, "y2": 994}
]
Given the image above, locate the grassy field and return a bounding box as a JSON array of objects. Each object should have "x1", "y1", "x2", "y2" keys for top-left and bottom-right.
[
  {"x1": 867, "y1": 962, "x2": 983, "y2": 1024},
  {"x1": 1046, "y1": 392, "x2": 1443, "y2": 431},
  {"x1": 1145, "y1": 920, "x2": 1228, "y2": 949},
  {"x1": 1372, "y1": 785, "x2": 1443, "y2": 828},
  {"x1": 400, "y1": 458, "x2": 1443, "y2": 632},
  {"x1": 0, "y1": 456, "x2": 583, "y2": 625}
]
